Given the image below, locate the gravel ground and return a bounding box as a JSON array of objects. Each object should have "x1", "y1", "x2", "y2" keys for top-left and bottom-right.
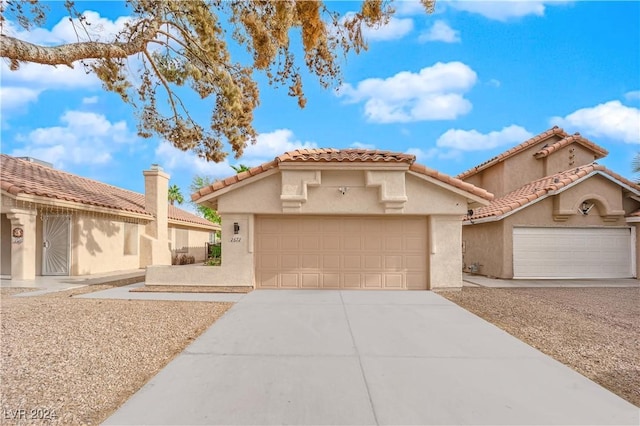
[
  {"x1": 439, "y1": 287, "x2": 640, "y2": 407},
  {"x1": 0, "y1": 285, "x2": 232, "y2": 425}
]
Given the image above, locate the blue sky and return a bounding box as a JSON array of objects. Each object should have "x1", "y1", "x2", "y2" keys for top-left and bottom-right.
[{"x1": 2, "y1": 1, "x2": 639, "y2": 213}]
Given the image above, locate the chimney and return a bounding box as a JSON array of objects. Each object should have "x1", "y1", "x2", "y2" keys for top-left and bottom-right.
[{"x1": 143, "y1": 164, "x2": 170, "y2": 250}]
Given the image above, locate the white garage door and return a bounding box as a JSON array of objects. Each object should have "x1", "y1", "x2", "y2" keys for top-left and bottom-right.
[
  {"x1": 513, "y1": 227, "x2": 634, "y2": 279},
  {"x1": 255, "y1": 216, "x2": 427, "y2": 289}
]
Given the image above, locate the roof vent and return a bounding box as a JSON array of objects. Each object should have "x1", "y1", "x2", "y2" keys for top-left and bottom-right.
[{"x1": 17, "y1": 157, "x2": 53, "y2": 168}]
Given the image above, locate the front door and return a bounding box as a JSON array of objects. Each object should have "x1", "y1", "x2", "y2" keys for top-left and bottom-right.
[{"x1": 42, "y1": 215, "x2": 71, "y2": 276}]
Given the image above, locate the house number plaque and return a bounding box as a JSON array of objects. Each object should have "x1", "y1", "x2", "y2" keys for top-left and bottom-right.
[
  {"x1": 12, "y1": 227, "x2": 24, "y2": 244},
  {"x1": 230, "y1": 237, "x2": 242, "y2": 243}
]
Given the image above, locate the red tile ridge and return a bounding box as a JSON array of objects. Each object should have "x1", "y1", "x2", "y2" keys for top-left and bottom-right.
[
  {"x1": 457, "y1": 126, "x2": 569, "y2": 180},
  {"x1": 534, "y1": 134, "x2": 608, "y2": 159},
  {"x1": 409, "y1": 163, "x2": 494, "y2": 201}
]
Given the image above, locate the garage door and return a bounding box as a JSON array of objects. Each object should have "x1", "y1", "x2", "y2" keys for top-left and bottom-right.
[
  {"x1": 513, "y1": 227, "x2": 634, "y2": 279},
  {"x1": 255, "y1": 216, "x2": 427, "y2": 289}
]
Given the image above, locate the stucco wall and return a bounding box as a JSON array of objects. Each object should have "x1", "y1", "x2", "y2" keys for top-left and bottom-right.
[
  {"x1": 462, "y1": 220, "x2": 504, "y2": 278},
  {"x1": 429, "y1": 216, "x2": 464, "y2": 288},
  {"x1": 544, "y1": 144, "x2": 598, "y2": 176},
  {"x1": 1, "y1": 214, "x2": 11, "y2": 275},
  {"x1": 72, "y1": 215, "x2": 141, "y2": 275},
  {"x1": 169, "y1": 225, "x2": 211, "y2": 262}
]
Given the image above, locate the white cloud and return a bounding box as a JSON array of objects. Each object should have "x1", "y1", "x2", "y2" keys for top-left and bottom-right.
[
  {"x1": 241, "y1": 129, "x2": 318, "y2": 163},
  {"x1": 487, "y1": 78, "x2": 501, "y2": 88},
  {"x1": 625, "y1": 90, "x2": 640, "y2": 102},
  {"x1": 155, "y1": 142, "x2": 232, "y2": 179},
  {"x1": 551, "y1": 101, "x2": 640, "y2": 144},
  {"x1": 11, "y1": 111, "x2": 138, "y2": 167},
  {"x1": 447, "y1": 0, "x2": 570, "y2": 22},
  {"x1": 0, "y1": 87, "x2": 42, "y2": 113},
  {"x1": 350, "y1": 142, "x2": 377, "y2": 149},
  {"x1": 418, "y1": 20, "x2": 460, "y2": 43},
  {"x1": 82, "y1": 96, "x2": 99, "y2": 104},
  {"x1": 406, "y1": 147, "x2": 438, "y2": 162},
  {"x1": 363, "y1": 17, "x2": 414, "y2": 41},
  {"x1": 338, "y1": 61, "x2": 477, "y2": 123},
  {"x1": 436, "y1": 125, "x2": 533, "y2": 151},
  {"x1": 395, "y1": 1, "x2": 432, "y2": 16}
]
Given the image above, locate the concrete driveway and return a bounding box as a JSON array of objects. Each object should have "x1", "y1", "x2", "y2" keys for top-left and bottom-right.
[{"x1": 105, "y1": 290, "x2": 639, "y2": 425}]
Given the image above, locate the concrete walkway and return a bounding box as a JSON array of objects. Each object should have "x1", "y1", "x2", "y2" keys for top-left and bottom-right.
[
  {"x1": 105, "y1": 290, "x2": 638, "y2": 425},
  {"x1": 77, "y1": 282, "x2": 245, "y2": 303},
  {"x1": 2, "y1": 269, "x2": 145, "y2": 297},
  {"x1": 463, "y1": 273, "x2": 640, "y2": 288}
]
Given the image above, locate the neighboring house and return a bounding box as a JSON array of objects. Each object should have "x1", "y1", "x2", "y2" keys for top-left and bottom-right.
[
  {"x1": 458, "y1": 126, "x2": 640, "y2": 279},
  {"x1": 0, "y1": 155, "x2": 219, "y2": 280},
  {"x1": 190, "y1": 149, "x2": 492, "y2": 290}
]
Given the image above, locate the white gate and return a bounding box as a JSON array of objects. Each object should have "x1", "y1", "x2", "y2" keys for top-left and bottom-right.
[{"x1": 42, "y1": 215, "x2": 71, "y2": 276}]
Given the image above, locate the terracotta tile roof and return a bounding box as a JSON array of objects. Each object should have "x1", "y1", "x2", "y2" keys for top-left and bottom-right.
[
  {"x1": 276, "y1": 148, "x2": 416, "y2": 164},
  {"x1": 408, "y1": 163, "x2": 493, "y2": 201},
  {"x1": 0, "y1": 154, "x2": 216, "y2": 228},
  {"x1": 534, "y1": 133, "x2": 608, "y2": 159},
  {"x1": 456, "y1": 126, "x2": 606, "y2": 180},
  {"x1": 466, "y1": 163, "x2": 640, "y2": 221},
  {"x1": 192, "y1": 148, "x2": 493, "y2": 202}
]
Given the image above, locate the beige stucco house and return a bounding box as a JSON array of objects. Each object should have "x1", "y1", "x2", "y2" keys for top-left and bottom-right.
[
  {"x1": 0, "y1": 155, "x2": 219, "y2": 280},
  {"x1": 176, "y1": 148, "x2": 492, "y2": 290},
  {"x1": 459, "y1": 126, "x2": 640, "y2": 279}
]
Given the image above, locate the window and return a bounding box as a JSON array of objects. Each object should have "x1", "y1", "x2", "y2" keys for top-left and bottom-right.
[
  {"x1": 124, "y1": 223, "x2": 138, "y2": 255},
  {"x1": 175, "y1": 228, "x2": 189, "y2": 253}
]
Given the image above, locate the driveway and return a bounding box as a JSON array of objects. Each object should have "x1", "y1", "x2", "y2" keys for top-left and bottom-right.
[{"x1": 105, "y1": 290, "x2": 639, "y2": 425}]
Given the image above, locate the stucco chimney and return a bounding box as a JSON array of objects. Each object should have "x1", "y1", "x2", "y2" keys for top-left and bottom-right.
[{"x1": 141, "y1": 164, "x2": 171, "y2": 266}]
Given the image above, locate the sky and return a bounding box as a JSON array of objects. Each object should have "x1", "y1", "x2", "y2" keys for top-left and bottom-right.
[{"x1": 1, "y1": 1, "x2": 639, "y2": 214}]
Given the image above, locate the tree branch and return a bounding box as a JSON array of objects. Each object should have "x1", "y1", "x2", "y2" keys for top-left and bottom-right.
[{"x1": 0, "y1": 20, "x2": 160, "y2": 66}]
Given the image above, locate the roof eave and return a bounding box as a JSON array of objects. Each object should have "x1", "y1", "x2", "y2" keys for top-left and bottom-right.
[
  {"x1": 2, "y1": 191, "x2": 153, "y2": 220},
  {"x1": 407, "y1": 171, "x2": 492, "y2": 206},
  {"x1": 194, "y1": 168, "x2": 280, "y2": 206}
]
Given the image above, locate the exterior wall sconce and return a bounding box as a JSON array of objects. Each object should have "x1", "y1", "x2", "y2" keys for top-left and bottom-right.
[
  {"x1": 580, "y1": 201, "x2": 594, "y2": 215},
  {"x1": 338, "y1": 186, "x2": 348, "y2": 195},
  {"x1": 233, "y1": 222, "x2": 240, "y2": 234}
]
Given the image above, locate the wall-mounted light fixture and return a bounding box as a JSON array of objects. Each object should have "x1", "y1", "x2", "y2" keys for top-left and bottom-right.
[
  {"x1": 338, "y1": 186, "x2": 349, "y2": 195},
  {"x1": 580, "y1": 201, "x2": 594, "y2": 215},
  {"x1": 233, "y1": 222, "x2": 240, "y2": 234}
]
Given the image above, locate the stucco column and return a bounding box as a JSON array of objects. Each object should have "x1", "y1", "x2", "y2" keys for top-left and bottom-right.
[
  {"x1": 6, "y1": 208, "x2": 37, "y2": 280},
  {"x1": 142, "y1": 165, "x2": 171, "y2": 266},
  {"x1": 429, "y1": 215, "x2": 463, "y2": 289}
]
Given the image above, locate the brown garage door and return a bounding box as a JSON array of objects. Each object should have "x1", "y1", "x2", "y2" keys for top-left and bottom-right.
[{"x1": 255, "y1": 216, "x2": 427, "y2": 289}]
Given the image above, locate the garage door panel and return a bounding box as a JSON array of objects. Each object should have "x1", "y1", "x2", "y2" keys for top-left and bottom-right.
[
  {"x1": 385, "y1": 274, "x2": 403, "y2": 288},
  {"x1": 364, "y1": 274, "x2": 382, "y2": 288},
  {"x1": 344, "y1": 273, "x2": 362, "y2": 288},
  {"x1": 344, "y1": 255, "x2": 361, "y2": 269},
  {"x1": 385, "y1": 236, "x2": 403, "y2": 250},
  {"x1": 281, "y1": 235, "x2": 298, "y2": 249},
  {"x1": 302, "y1": 274, "x2": 320, "y2": 288},
  {"x1": 513, "y1": 227, "x2": 633, "y2": 279},
  {"x1": 281, "y1": 274, "x2": 299, "y2": 288},
  {"x1": 344, "y1": 238, "x2": 361, "y2": 250},
  {"x1": 364, "y1": 255, "x2": 382, "y2": 269},
  {"x1": 281, "y1": 254, "x2": 298, "y2": 269},
  {"x1": 323, "y1": 255, "x2": 341, "y2": 269},
  {"x1": 322, "y1": 274, "x2": 340, "y2": 288},
  {"x1": 256, "y1": 216, "x2": 428, "y2": 289}
]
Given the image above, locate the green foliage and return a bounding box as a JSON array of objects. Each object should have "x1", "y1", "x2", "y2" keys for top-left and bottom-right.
[
  {"x1": 190, "y1": 175, "x2": 221, "y2": 224},
  {"x1": 168, "y1": 183, "x2": 184, "y2": 205},
  {"x1": 231, "y1": 164, "x2": 251, "y2": 173}
]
